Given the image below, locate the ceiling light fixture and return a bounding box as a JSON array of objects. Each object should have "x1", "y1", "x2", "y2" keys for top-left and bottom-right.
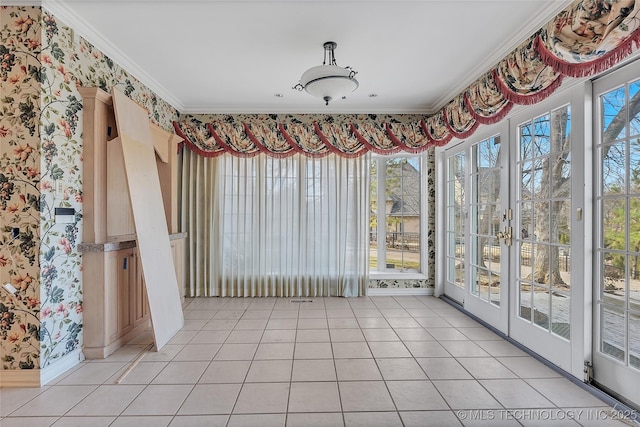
[{"x1": 293, "y1": 41, "x2": 359, "y2": 106}]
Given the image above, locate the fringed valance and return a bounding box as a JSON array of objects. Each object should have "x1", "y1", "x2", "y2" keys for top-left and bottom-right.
[
  {"x1": 174, "y1": 114, "x2": 429, "y2": 158},
  {"x1": 493, "y1": 34, "x2": 565, "y2": 105},
  {"x1": 444, "y1": 94, "x2": 480, "y2": 139},
  {"x1": 464, "y1": 71, "x2": 513, "y2": 125},
  {"x1": 537, "y1": 0, "x2": 640, "y2": 78},
  {"x1": 175, "y1": 0, "x2": 640, "y2": 157}
]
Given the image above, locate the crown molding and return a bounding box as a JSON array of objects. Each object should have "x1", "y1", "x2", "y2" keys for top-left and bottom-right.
[
  {"x1": 180, "y1": 104, "x2": 434, "y2": 115},
  {"x1": 12, "y1": 0, "x2": 574, "y2": 116},
  {"x1": 3, "y1": 1, "x2": 41, "y2": 5},
  {"x1": 41, "y1": 0, "x2": 184, "y2": 112},
  {"x1": 430, "y1": 0, "x2": 574, "y2": 111}
]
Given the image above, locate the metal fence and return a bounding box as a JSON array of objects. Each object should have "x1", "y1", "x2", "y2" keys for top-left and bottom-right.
[
  {"x1": 455, "y1": 242, "x2": 571, "y2": 272},
  {"x1": 370, "y1": 231, "x2": 420, "y2": 251}
]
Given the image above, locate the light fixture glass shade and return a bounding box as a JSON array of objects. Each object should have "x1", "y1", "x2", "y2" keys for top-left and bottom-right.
[
  {"x1": 300, "y1": 65, "x2": 359, "y2": 105},
  {"x1": 293, "y1": 41, "x2": 359, "y2": 105}
]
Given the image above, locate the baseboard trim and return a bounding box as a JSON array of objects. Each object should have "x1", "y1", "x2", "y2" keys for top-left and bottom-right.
[
  {"x1": 41, "y1": 349, "x2": 82, "y2": 385},
  {"x1": 366, "y1": 287, "x2": 434, "y2": 296},
  {"x1": 0, "y1": 369, "x2": 41, "y2": 388},
  {"x1": 84, "y1": 320, "x2": 151, "y2": 359}
]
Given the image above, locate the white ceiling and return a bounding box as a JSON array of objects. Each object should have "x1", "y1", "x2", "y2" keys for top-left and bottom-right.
[{"x1": 43, "y1": 0, "x2": 573, "y2": 115}]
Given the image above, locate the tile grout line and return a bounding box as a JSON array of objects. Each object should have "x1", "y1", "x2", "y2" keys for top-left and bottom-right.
[{"x1": 3, "y1": 296, "x2": 635, "y2": 426}]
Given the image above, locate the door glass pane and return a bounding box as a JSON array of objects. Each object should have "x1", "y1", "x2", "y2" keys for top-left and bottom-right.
[
  {"x1": 456, "y1": 256, "x2": 465, "y2": 287},
  {"x1": 629, "y1": 80, "x2": 640, "y2": 138},
  {"x1": 447, "y1": 205, "x2": 455, "y2": 230},
  {"x1": 471, "y1": 265, "x2": 479, "y2": 296},
  {"x1": 631, "y1": 140, "x2": 640, "y2": 194},
  {"x1": 602, "y1": 251, "x2": 626, "y2": 297},
  {"x1": 520, "y1": 121, "x2": 533, "y2": 160},
  {"x1": 531, "y1": 245, "x2": 549, "y2": 286},
  {"x1": 521, "y1": 161, "x2": 533, "y2": 200},
  {"x1": 630, "y1": 269, "x2": 640, "y2": 312},
  {"x1": 533, "y1": 115, "x2": 551, "y2": 157},
  {"x1": 447, "y1": 231, "x2": 455, "y2": 283},
  {"x1": 533, "y1": 202, "x2": 549, "y2": 243},
  {"x1": 532, "y1": 159, "x2": 548, "y2": 198},
  {"x1": 533, "y1": 286, "x2": 550, "y2": 329},
  {"x1": 601, "y1": 305, "x2": 625, "y2": 362},
  {"x1": 551, "y1": 247, "x2": 570, "y2": 293},
  {"x1": 448, "y1": 256, "x2": 456, "y2": 284},
  {"x1": 490, "y1": 272, "x2": 501, "y2": 307},
  {"x1": 601, "y1": 86, "x2": 626, "y2": 142},
  {"x1": 551, "y1": 291, "x2": 570, "y2": 339},
  {"x1": 630, "y1": 312, "x2": 640, "y2": 369},
  {"x1": 487, "y1": 227, "x2": 499, "y2": 266},
  {"x1": 519, "y1": 242, "x2": 533, "y2": 284},
  {"x1": 552, "y1": 106, "x2": 571, "y2": 149},
  {"x1": 551, "y1": 199, "x2": 571, "y2": 245},
  {"x1": 474, "y1": 203, "x2": 486, "y2": 235},
  {"x1": 550, "y1": 152, "x2": 571, "y2": 199},
  {"x1": 602, "y1": 143, "x2": 626, "y2": 194},
  {"x1": 479, "y1": 267, "x2": 489, "y2": 301},
  {"x1": 521, "y1": 201, "x2": 533, "y2": 240},
  {"x1": 519, "y1": 281, "x2": 533, "y2": 321},
  {"x1": 602, "y1": 199, "x2": 626, "y2": 250}
]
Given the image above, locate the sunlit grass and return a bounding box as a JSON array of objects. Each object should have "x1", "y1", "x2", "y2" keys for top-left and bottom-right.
[{"x1": 370, "y1": 256, "x2": 419, "y2": 270}]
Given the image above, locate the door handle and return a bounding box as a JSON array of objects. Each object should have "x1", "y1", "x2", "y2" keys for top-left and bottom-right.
[{"x1": 496, "y1": 226, "x2": 512, "y2": 246}]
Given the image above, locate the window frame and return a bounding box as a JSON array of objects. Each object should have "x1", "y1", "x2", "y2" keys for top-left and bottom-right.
[{"x1": 369, "y1": 153, "x2": 429, "y2": 279}]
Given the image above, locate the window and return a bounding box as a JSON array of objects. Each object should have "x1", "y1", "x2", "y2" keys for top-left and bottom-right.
[
  {"x1": 214, "y1": 154, "x2": 369, "y2": 297},
  {"x1": 370, "y1": 155, "x2": 425, "y2": 273}
]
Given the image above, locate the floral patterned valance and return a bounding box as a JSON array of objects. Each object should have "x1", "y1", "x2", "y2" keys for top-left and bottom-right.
[
  {"x1": 537, "y1": 0, "x2": 640, "y2": 77},
  {"x1": 173, "y1": 114, "x2": 428, "y2": 158},
  {"x1": 175, "y1": 0, "x2": 640, "y2": 158}
]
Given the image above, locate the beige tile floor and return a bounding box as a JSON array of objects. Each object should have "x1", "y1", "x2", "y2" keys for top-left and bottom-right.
[{"x1": 0, "y1": 296, "x2": 636, "y2": 427}]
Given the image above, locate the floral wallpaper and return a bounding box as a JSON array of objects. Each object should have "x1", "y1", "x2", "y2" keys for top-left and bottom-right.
[
  {"x1": 1, "y1": 6, "x2": 42, "y2": 370},
  {"x1": 0, "y1": 5, "x2": 179, "y2": 373},
  {"x1": 369, "y1": 279, "x2": 429, "y2": 289}
]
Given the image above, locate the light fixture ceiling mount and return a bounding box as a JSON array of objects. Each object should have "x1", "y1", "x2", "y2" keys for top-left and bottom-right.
[{"x1": 293, "y1": 41, "x2": 359, "y2": 106}]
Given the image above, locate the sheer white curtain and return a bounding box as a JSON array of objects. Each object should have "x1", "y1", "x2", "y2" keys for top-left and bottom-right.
[{"x1": 181, "y1": 151, "x2": 369, "y2": 297}]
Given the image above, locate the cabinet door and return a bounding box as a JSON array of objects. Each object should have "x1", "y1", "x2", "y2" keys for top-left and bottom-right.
[
  {"x1": 117, "y1": 249, "x2": 135, "y2": 335},
  {"x1": 133, "y1": 250, "x2": 150, "y2": 324}
]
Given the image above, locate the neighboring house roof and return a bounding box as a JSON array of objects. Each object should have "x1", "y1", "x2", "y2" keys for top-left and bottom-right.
[{"x1": 386, "y1": 161, "x2": 420, "y2": 217}]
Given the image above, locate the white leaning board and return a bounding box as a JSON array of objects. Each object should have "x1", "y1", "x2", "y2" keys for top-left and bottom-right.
[{"x1": 111, "y1": 88, "x2": 184, "y2": 350}]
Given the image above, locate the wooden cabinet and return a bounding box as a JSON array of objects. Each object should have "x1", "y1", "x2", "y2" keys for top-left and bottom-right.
[
  {"x1": 78, "y1": 87, "x2": 185, "y2": 358},
  {"x1": 117, "y1": 248, "x2": 150, "y2": 337},
  {"x1": 81, "y1": 243, "x2": 150, "y2": 359},
  {"x1": 116, "y1": 249, "x2": 134, "y2": 337},
  {"x1": 133, "y1": 250, "x2": 151, "y2": 324},
  {"x1": 80, "y1": 236, "x2": 183, "y2": 359}
]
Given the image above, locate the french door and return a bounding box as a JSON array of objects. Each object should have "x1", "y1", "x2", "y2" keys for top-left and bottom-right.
[
  {"x1": 442, "y1": 124, "x2": 510, "y2": 333},
  {"x1": 592, "y1": 60, "x2": 640, "y2": 408},
  {"x1": 508, "y1": 92, "x2": 586, "y2": 376},
  {"x1": 439, "y1": 88, "x2": 586, "y2": 378}
]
